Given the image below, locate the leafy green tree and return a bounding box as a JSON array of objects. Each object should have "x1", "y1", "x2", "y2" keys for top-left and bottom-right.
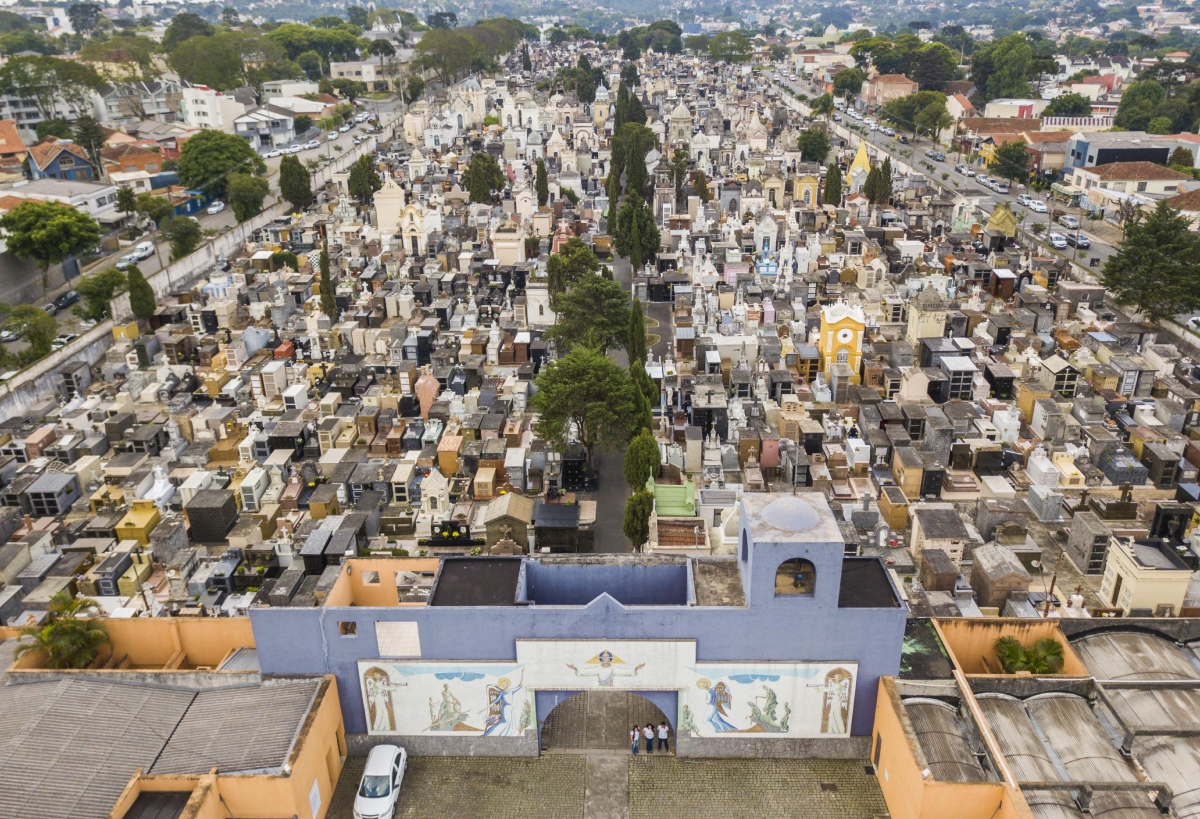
[
  {"x1": 811, "y1": 92, "x2": 835, "y2": 119},
  {"x1": 74, "y1": 268, "x2": 126, "y2": 321},
  {"x1": 796, "y1": 128, "x2": 831, "y2": 163},
  {"x1": 989, "y1": 140, "x2": 1031, "y2": 182},
  {"x1": 631, "y1": 385, "x2": 653, "y2": 438},
  {"x1": 34, "y1": 119, "x2": 72, "y2": 141},
  {"x1": 161, "y1": 216, "x2": 202, "y2": 261},
  {"x1": 346, "y1": 6, "x2": 370, "y2": 28},
  {"x1": 628, "y1": 298, "x2": 648, "y2": 367},
  {"x1": 0, "y1": 56, "x2": 104, "y2": 123},
  {"x1": 5, "y1": 303, "x2": 58, "y2": 359},
  {"x1": 177, "y1": 130, "x2": 265, "y2": 198},
  {"x1": 222, "y1": 6, "x2": 239, "y2": 25},
  {"x1": 80, "y1": 33, "x2": 158, "y2": 67},
  {"x1": 623, "y1": 490, "x2": 655, "y2": 550},
  {"x1": 461, "y1": 151, "x2": 506, "y2": 203},
  {"x1": 881, "y1": 90, "x2": 951, "y2": 138},
  {"x1": 1169, "y1": 146, "x2": 1195, "y2": 167},
  {"x1": 226, "y1": 173, "x2": 269, "y2": 221},
  {"x1": 1043, "y1": 92, "x2": 1092, "y2": 118},
  {"x1": 169, "y1": 33, "x2": 244, "y2": 89},
  {"x1": 692, "y1": 169, "x2": 710, "y2": 203},
  {"x1": 521, "y1": 43, "x2": 532, "y2": 72},
  {"x1": 531, "y1": 344, "x2": 639, "y2": 466},
  {"x1": 670, "y1": 148, "x2": 690, "y2": 208},
  {"x1": 298, "y1": 50, "x2": 323, "y2": 80},
  {"x1": 319, "y1": 245, "x2": 337, "y2": 319},
  {"x1": 66, "y1": 2, "x2": 102, "y2": 38},
  {"x1": 294, "y1": 114, "x2": 312, "y2": 135},
  {"x1": 993, "y1": 636, "x2": 1065, "y2": 674},
  {"x1": 824, "y1": 164, "x2": 842, "y2": 205},
  {"x1": 163, "y1": 12, "x2": 213, "y2": 52},
  {"x1": 546, "y1": 237, "x2": 600, "y2": 309},
  {"x1": 621, "y1": 62, "x2": 639, "y2": 87},
  {"x1": 72, "y1": 114, "x2": 106, "y2": 168},
  {"x1": 613, "y1": 195, "x2": 660, "y2": 271},
  {"x1": 684, "y1": 34, "x2": 710, "y2": 53},
  {"x1": 1146, "y1": 116, "x2": 1174, "y2": 135},
  {"x1": 405, "y1": 75, "x2": 426, "y2": 104},
  {"x1": 271, "y1": 251, "x2": 299, "y2": 271},
  {"x1": 832, "y1": 67, "x2": 865, "y2": 97},
  {"x1": 332, "y1": 78, "x2": 366, "y2": 101},
  {"x1": 126, "y1": 265, "x2": 155, "y2": 321},
  {"x1": 135, "y1": 193, "x2": 172, "y2": 229},
  {"x1": 911, "y1": 42, "x2": 957, "y2": 91},
  {"x1": 545, "y1": 273, "x2": 630, "y2": 354},
  {"x1": 278, "y1": 154, "x2": 313, "y2": 212},
  {"x1": 612, "y1": 122, "x2": 656, "y2": 202},
  {"x1": 972, "y1": 33, "x2": 1033, "y2": 100},
  {"x1": 1101, "y1": 200, "x2": 1200, "y2": 323},
  {"x1": 0, "y1": 200, "x2": 101, "y2": 293},
  {"x1": 535, "y1": 158, "x2": 549, "y2": 207},
  {"x1": 116, "y1": 186, "x2": 137, "y2": 222},
  {"x1": 708, "y1": 31, "x2": 752, "y2": 63},
  {"x1": 347, "y1": 154, "x2": 382, "y2": 205},
  {"x1": 1115, "y1": 80, "x2": 1167, "y2": 130},
  {"x1": 15, "y1": 591, "x2": 109, "y2": 670}
]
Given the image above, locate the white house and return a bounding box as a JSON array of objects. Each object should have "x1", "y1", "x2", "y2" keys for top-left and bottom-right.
[
  {"x1": 234, "y1": 105, "x2": 296, "y2": 149},
  {"x1": 180, "y1": 85, "x2": 248, "y2": 133}
]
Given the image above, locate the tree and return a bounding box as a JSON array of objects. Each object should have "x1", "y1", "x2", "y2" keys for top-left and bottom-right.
[
  {"x1": 1169, "y1": 146, "x2": 1196, "y2": 167},
  {"x1": 298, "y1": 51, "x2": 323, "y2": 81},
  {"x1": 972, "y1": 33, "x2": 1033, "y2": 100},
  {"x1": 278, "y1": 154, "x2": 313, "y2": 212},
  {"x1": 993, "y1": 636, "x2": 1065, "y2": 675},
  {"x1": 35, "y1": 119, "x2": 72, "y2": 141},
  {"x1": 1147, "y1": 116, "x2": 1174, "y2": 134},
  {"x1": 796, "y1": 128, "x2": 831, "y2": 163},
  {"x1": 546, "y1": 273, "x2": 630, "y2": 354},
  {"x1": 531, "y1": 344, "x2": 639, "y2": 467},
  {"x1": 74, "y1": 268, "x2": 126, "y2": 321},
  {"x1": 1116, "y1": 80, "x2": 1167, "y2": 130},
  {"x1": 623, "y1": 428, "x2": 661, "y2": 490},
  {"x1": 462, "y1": 151, "x2": 506, "y2": 204},
  {"x1": 126, "y1": 265, "x2": 155, "y2": 321},
  {"x1": 824, "y1": 165, "x2": 842, "y2": 205},
  {"x1": 5, "y1": 304, "x2": 58, "y2": 359},
  {"x1": 177, "y1": 130, "x2": 265, "y2": 198},
  {"x1": 163, "y1": 12, "x2": 213, "y2": 52},
  {"x1": 546, "y1": 238, "x2": 600, "y2": 309},
  {"x1": 222, "y1": 5, "x2": 239, "y2": 25},
  {"x1": 535, "y1": 158, "x2": 549, "y2": 207},
  {"x1": 692, "y1": 169, "x2": 710, "y2": 203},
  {"x1": 708, "y1": 31, "x2": 752, "y2": 63},
  {"x1": 1043, "y1": 92, "x2": 1092, "y2": 118},
  {"x1": 911, "y1": 42, "x2": 957, "y2": 92},
  {"x1": 169, "y1": 33, "x2": 244, "y2": 90},
  {"x1": 613, "y1": 195, "x2": 660, "y2": 271},
  {"x1": 521, "y1": 44, "x2": 532, "y2": 72},
  {"x1": 226, "y1": 173, "x2": 269, "y2": 221},
  {"x1": 116, "y1": 186, "x2": 137, "y2": 222},
  {"x1": 346, "y1": 6, "x2": 370, "y2": 28},
  {"x1": 989, "y1": 140, "x2": 1031, "y2": 183},
  {"x1": 623, "y1": 490, "x2": 655, "y2": 550},
  {"x1": 670, "y1": 148, "x2": 689, "y2": 208},
  {"x1": 319, "y1": 245, "x2": 337, "y2": 319},
  {"x1": 832, "y1": 67, "x2": 865, "y2": 97},
  {"x1": 405, "y1": 75, "x2": 425, "y2": 104},
  {"x1": 427, "y1": 11, "x2": 457, "y2": 29},
  {"x1": 135, "y1": 193, "x2": 172, "y2": 229},
  {"x1": 621, "y1": 62, "x2": 639, "y2": 88},
  {"x1": 72, "y1": 114, "x2": 106, "y2": 168},
  {"x1": 1101, "y1": 200, "x2": 1200, "y2": 323},
  {"x1": 0, "y1": 201, "x2": 101, "y2": 294},
  {"x1": 347, "y1": 154, "x2": 381, "y2": 205},
  {"x1": 15, "y1": 591, "x2": 109, "y2": 670},
  {"x1": 628, "y1": 298, "x2": 648, "y2": 367},
  {"x1": 881, "y1": 90, "x2": 951, "y2": 138},
  {"x1": 0, "y1": 56, "x2": 104, "y2": 122},
  {"x1": 811, "y1": 92, "x2": 835, "y2": 119},
  {"x1": 161, "y1": 216, "x2": 202, "y2": 261},
  {"x1": 66, "y1": 2, "x2": 102, "y2": 38}
]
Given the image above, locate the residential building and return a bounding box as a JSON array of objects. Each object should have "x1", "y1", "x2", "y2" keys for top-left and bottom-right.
[
  {"x1": 1065, "y1": 130, "x2": 1170, "y2": 170},
  {"x1": 1072, "y1": 161, "x2": 1192, "y2": 197},
  {"x1": 8, "y1": 177, "x2": 120, "y2": 219},
  {"x1": 234, "y1": 104, "x2": 296, "y2": 149},
  {"x1": 99, "y1": 80, "x2": 182, "y2": 128},
  {"x1": 0, "y1": 119, "x2": 27, "y2": 172},
  {"x1": 862, "y1": 74, "x2": 918, "y2": 107},
  {"x1": 179, "y1": 84, "x2": 248, "y2": 132},
  {"x1": 27, "y1": 137, "x2": 96, "y2": 181}
]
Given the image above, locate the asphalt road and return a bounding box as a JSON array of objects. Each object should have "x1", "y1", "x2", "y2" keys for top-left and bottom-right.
[{"x1": 775, "y1": 76, "x2": 1118, "y2": 274}]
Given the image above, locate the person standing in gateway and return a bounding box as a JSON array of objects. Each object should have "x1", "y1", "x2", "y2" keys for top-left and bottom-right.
[
  {"x1": 643, "y1": 723, "x2": 655, "y2": 754},
  {"x1": 657, "y1": 721, "x2": 670, "y2": 752},
  {"x1": 630, "y1": 725, "x2": 640, "y2": 755}
]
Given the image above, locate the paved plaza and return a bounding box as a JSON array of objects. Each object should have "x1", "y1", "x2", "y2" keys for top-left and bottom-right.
[{"x1": 328, "y1": 753, "x2": 889, "y2": 819}]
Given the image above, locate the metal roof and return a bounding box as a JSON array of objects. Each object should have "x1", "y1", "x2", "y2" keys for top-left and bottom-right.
[
  {"x1": 1072, "y1": 631, "x2": 1200, "y2": 681},
  {"x1": 1131, "y1": 736, "x2": 1200, "y2": 819},
  {"x1": 903, "y1": 699, "x2": 987, "y2": 783}
]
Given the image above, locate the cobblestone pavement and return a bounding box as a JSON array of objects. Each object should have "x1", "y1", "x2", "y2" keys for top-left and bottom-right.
[
  {"x1": 542, "y1": 691, "x2": 669, "y2": 752},
  {"x1": 327, "y1": 754, "x2": 888, "y2": 819}
]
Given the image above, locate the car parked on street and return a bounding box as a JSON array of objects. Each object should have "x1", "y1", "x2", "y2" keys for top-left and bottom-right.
[
  {"x1": 50, "y1": 333, "x2": 77, "y2": 351},
  {"x1": 265, "y1": 148, "x2": 283, "y2": 158},
  {"x1": 1027, "y1": 199, "x2": 1047, "y2": 213},
  {"x1": 304, "y1": 140, "x2": 320, "y2": 149},
  {"x1": 1066, "y1": 232, "x2": 1091, "y2": 249},
  {"x1": 1048, "y1": 233, "x2": 1069, "y2": 249},
  {"x1": 1058, "y1": 215, "x2": 1080, "y2": 230},
  {"x1": 353, "y1": 744, "x2": 407, "y2": 819},
  {"x1": 53, "y1": 290, "x2": 79, "y2": 310},
  {"x1": 207, "y1": 200, "x2": 226, "y2": 215},
  {"x1": 0, "y1": 328, "x2": 22, "y2": 342}
]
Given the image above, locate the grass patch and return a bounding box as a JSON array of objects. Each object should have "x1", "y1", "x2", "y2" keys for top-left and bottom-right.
[{"x1": 646, "y1": 334, "x2": 661, "y2": 348}]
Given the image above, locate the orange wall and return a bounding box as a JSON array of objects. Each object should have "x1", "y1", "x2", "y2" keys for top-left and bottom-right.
[
  {"x1": 934, "y1": 619, "x2": 1088, "y2": 676},
  {"x1": 10, "y1": 617, "x2": 255, "y2": 671},
  {"x1": 873, "y1": 678, "x2": 1032, "y2": 819},
  {"x1": 324, "y1": 558, "x2": 441, "y2": 607}
]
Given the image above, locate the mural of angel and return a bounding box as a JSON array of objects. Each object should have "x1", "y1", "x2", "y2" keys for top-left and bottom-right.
[
  {"x1": 482, "y1": 668, "x2": 526, "y2": 736},
  {"x1": 697, "y1": 678, "x2": 737, "y2": 732},
  {"x1": 809, "y1": 669, "x2": 851, "y2": 734},
  {"x1": 427, "y1": 683, "x2": 475, "y2": 732},
  {"x1": 364, "y1": 666, "x2": 408, "y2": 733},
  {"x1": 565, "y1": 650, "x2": 644, "y2": 687}
]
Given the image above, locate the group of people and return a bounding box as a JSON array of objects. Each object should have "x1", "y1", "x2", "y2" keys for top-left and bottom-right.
[{"x1": 630, "y1": 722, "x2": 671, "y2": 754}]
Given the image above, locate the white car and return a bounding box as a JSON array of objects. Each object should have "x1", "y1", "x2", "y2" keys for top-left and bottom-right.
[
  {"x1": 206, "y1": 200, "x2": 226, "y2": 215},
  {"x1": 286, "y1": 144, "x2": 302, "y2": 154},
  {"x1": 1058, "y1": 215, "x2": 1080, "y2": 229},
  {"x1": 115, "y1": 253, "x2": 139, "y2": 270},
  {"x1": 1048, "y1": 233, "x2": 1068, "y2": 249},
  {"x1": 1016, "y1": 193, "x2": 1033, "y2": 207},
  {"x1": 266, "y1": 148, "x2": 283, "y2": 158},
  {"x1": 304, "y1": 140, "x2": 320, "y2": 150},
  {"x1": 353, "y1": 744, "x2": 407, "y2": 819},
  {"x1": 1027, "y1": 199, "x2": 1047, "y2": 213},
  {"x1": 340, "y1": 123, "x2": 353, "y2": 133}
]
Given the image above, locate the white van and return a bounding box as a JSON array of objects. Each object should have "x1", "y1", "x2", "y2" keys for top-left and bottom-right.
[{"x1": 133, "y1": 241, "x2": 154, "y2": 260}]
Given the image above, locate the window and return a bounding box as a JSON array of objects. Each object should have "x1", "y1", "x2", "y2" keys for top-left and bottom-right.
[
  {"x1": 1137, "y1": 181, "x2": 1147, "y2": 192},
  {"x1": 338, "y1": 621, "x2": 358, "y2": 637},
  {"x1": 774, "y1": 558, "x2": 816, "y2": 595},
  {"x1": 376, "y1": 621, "x2": 421, "y2": 657},
  {"x1": 362, "y1": 570, "x2": 380, "y2": 585},
  {"x1": 741, "y1": 530, "x2": 748, "y2": 562},
  {"x1": 837, "y1": 348, "x2": 850, "y2": 364}
]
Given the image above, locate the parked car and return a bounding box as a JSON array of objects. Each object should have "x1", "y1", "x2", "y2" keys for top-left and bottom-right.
[
  {"x1": 898, "y1": 135, "x2": 909, "y2": 144},
  {"x1": 0, "y1": 328, "x2": 22, "y2": 342},
  {"x1": 339, "y1": 123, "x2": 353, "y2": 133},
  {"x1": 1058, "y1": 214, "x2": 1080, "y2": 229},
  {"x1": 207, "y1": 200, "x2": 226, "y2": 215},
  {"x1": 115, "y1": 253, "x2": 138, "y2": 270},
  {"x1": 1027, "y1": 199, "x2": 1047, "y2": 213},
  {"x1": 285, "y1": 144, "x2": 302, "y2": 154},
  {"x1": 41, "y1": 303, "x2": 57, "y2": 316},
  {"x1": 304, "y1": 140, "x2": 320, "y2": 149},
  {"x1": 50, "y1": 333, "x2": 77, "y2": 351},
  {"x1": 53, "y1": 290, "x2": 79, "y2": 310},
  {"x1": 1066, "y1": 232, "x2": 1091, "y2": 249},
  {"x1": 265, "y1": 148, "x2": 283, "y2": 158},
  {"x1": 79, "y1": 318, "x2": 98, "y2": 330},
  {"x1": 1048, "y1": 233, "x2": 1069, "y2": 249},
  {"x1": 353, "y1": 744, "x2": 407, "y2": 819}
]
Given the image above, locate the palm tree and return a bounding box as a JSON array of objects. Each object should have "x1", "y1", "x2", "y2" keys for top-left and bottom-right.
[
  {"x1": 15, "y1": 591, "x2": 109, "y2": 669},
  {"x1": 811, "y1": 92, "x2": 835, "y2": 121},
  {"x1": 993, "y1": 636, "x2": 1065, "y2": 674}
]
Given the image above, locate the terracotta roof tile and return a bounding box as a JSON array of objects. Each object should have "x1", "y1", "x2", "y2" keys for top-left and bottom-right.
[
  {"x1": 1087, "y1": 161, "x2": 1192, "y2": 181},
  {"x1": 0, "y1": 120, "x2": 25, "y2": 157}
]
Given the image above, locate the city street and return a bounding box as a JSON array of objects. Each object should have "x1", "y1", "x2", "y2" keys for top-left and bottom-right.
[{"x1": 775, "y1": 76, "x2": 1119, "y2": 274}]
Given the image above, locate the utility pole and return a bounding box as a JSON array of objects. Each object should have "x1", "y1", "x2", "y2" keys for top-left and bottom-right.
[{"x1": 1042, "y1": 551, "x2": 1062, "y2": 618}]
